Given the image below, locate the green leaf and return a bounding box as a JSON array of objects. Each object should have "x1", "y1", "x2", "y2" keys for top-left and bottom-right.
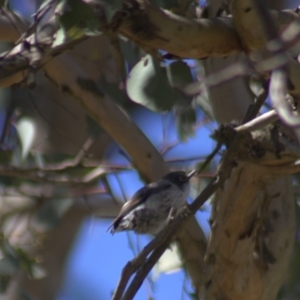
[
  {"x1": 195, "y1": 94, "x2": 214, "y2": 120},
  {"x1": 58, "y1": 0, "x2": 101, "y2": 39},
  {"x1": 153, "y1": 243, "x2": 182, "y2": 279},
  {"x1": 35, "y1": 198, "x2": 73, "y2": 230},
  {"x1": 166, "y1": 61, "x2": 193, "y2": 90},
  {"x1": 15, "y1": 248, "x2": 46, "y2": 279},
  {"x1": 176, "y1": 105, "x2": 197, "y2": 141},
  {"x1": 30, "y1": 264, "x2": 46, "y2": 280},
  {"x1": 127, "y1": 55, "x2": 181, "y2": 112},
  {"x1": 52, "y1": 27, "x2": 67, "y2": 47},
  {"x1": 16, "y1": 117, "x2": 36, "y2": 160}
]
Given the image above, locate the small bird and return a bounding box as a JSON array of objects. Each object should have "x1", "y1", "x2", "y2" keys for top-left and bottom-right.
[{"x1": 107, "y1": 170, "x2": 196, "y2": 235}]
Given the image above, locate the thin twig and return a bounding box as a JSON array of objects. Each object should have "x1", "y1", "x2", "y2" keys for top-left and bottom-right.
[
  {"x1": 236, "y1": 110, "x2": 278, "y2": 133},
  {"x1": 0, "y1": 7, "x2": 22, "y2": 37},
  {"x1": 73, "y1": 137, "x2": 95, "y2": 165},
  {"x1": 112, "y1": 221, "x2": 182, "y2": 300},
  {"x1": 270, "y1": 69, "x2": 300, "y2": 127},
  {"x1": 113, "y1": 110, "x2": 262, "y2": 299},
  {"x1": 114, "y1": 99, "x2": 280, "y2": 299},
  {"x1": 119, "y1": 177, "x2": 219, "y2": 300},
  {"x1": 197, "y1": 142, "x2": 222, "y2": 174},
  {"x1": 242, "y1": 84, "x2": 269, "y2": 123},
  {"x1": 250, "y1": 0, "x2": 300, "y2": 129}
]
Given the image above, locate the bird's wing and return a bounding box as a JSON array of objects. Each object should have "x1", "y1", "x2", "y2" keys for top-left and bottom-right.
[{"x1": 107, "y1": 182, "x2": 172, "y2": 232}]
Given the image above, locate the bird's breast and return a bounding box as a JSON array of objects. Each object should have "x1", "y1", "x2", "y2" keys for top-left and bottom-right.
[{"x1": 145, "y1": 185, "x2": 188, "y2": 211}]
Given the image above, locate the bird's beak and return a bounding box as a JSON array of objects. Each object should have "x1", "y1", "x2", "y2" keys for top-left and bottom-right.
[{"x1": 187, "y1": 170, "x2": 197, "y2": 179}]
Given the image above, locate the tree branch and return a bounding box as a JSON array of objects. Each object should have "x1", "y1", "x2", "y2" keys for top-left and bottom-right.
[
  {"x1": 41, "y1": 42, "x2": 209, "y2": 297},
  {"x1": 113, "y1": 176, "x2": 219, "y2": 300}
]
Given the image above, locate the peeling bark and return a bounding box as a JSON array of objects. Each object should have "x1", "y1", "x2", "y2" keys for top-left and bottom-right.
[
  {"x1": 205, "y1": 163, "x2": 295, "y2": 300},
  {"x1": 0, "y1": 1, "x2": 298, "y2": 299}
]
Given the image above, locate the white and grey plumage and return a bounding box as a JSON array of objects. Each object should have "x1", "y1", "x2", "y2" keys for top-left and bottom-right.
[{"x1": 107, "y1": 170, "x2": 195, "y2": 235}]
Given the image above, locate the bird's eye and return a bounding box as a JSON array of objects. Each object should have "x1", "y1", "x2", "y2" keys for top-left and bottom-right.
[{"x1": 179, "y1": 176, "x2": 185, "y2": 182}]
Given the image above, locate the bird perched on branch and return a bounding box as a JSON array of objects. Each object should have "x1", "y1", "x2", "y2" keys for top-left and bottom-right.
[{"x1": 107, "y1": 170, "x2": 196, "y2": 235}]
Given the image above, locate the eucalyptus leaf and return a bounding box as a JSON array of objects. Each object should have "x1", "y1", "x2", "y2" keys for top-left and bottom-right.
[
  {"x1": 127, "y1": 55, "x2": 181, "y2": 112},
  {"x1": 16, "y1": 117, "x2": 36, "y2": 160},
  {"x1": 166, "y1": 60, "x2": 193, "y2": 90},
  {"x1": 195, "y1": 94, "x2": 214, "y2": 120},
  {"x1": 58, "y1": 0, "x2": 101, "y2": 39},
  {"x1": 30, "y1": 264, "x2": 47, "y2": 279},
  {"x1": 15, "y1": 248, "x2": 44, "y2": 279},
  {"x1": 153, "y1": 243, "x2": 182, "y2": 279},
  {"x1": 52, "y1": 27, "x2": 67, "y2": 47},
  {"x1": 176, "y1": 105, "x2": 197, "y2": 141}
]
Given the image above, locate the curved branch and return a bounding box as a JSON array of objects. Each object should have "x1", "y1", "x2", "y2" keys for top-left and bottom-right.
[
  {"x1": 112, "y1": 2, "x2": 243, "y2": 58},
  {"x1": 42, "y1": 53, "x2": 208, "y2": 294},
  {"x1": 0, "y1": 5, "x2": 209, "y2": 297}
]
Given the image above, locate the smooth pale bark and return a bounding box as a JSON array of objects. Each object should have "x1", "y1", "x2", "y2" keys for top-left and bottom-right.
[
  {"x1": 43, "y1": 54, "x2": 208, "y2": 296},
  {"x1": 0, "y1": 7, "x2": 208, "y2": 299},
  {"x1": 0, "y1": 1, "x2": 298, "y2": 299},
  {"x1": 202, "y1": 1, "x2": 296, "y2": 299},
  {"x1": 205, "y1": 163, "x2": 295, "y2": 300},
  {"x1": 115, "y1": 3, "x2": 242, "y2": 58}
]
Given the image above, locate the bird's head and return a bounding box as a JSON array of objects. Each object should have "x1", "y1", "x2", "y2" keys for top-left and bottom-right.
[{"x1": 162, "y1": 170, "x2": 196, "y2": 189}]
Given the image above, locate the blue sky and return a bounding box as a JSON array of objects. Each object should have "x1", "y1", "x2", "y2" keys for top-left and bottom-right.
[
  {"x1": 5, "y1": 0, "x2": 300, "y2": 299},
  {"x1": 56, "y1": 107, "x2": 215, "y2": 300},
  {"x1": 5, "y1": 1, "x2": 237, "y2": 299}
]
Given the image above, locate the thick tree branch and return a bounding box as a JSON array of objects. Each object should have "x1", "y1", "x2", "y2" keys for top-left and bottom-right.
[
  {"x1": 109, "y1": 1, "x2": 299, "y2": 59},
  {"x1": 113, "y1": 176, "x2": 219, "y2": 300},
  {"x1": 113, "y1": 117, "x2": 300, "y2": 299},
  {"x1": 0, "y1": 2, "x2": 298, "y2": 300},
  {"x1": 236, "y1": 110, "x2": 278, "y2": 132},
  {"x1": 42, "y1": 53, "x2": 209, "y2": 295},
  {"x1": 199, "y1": 2, "x2": 298, "y2": 299},
  {"x1": 0, "y1": 5, "x2": 209, "y2": 298},
  {"x1": 0, "y1": 2, "x2": 298, "y2": 89},
  {"x1": 111, "y1": 1, "x2": 242, "y2": 58}
]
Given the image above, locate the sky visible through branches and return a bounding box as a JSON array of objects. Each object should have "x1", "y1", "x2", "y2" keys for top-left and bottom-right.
[
  {"x1": 1, "y1": 1, "x2": 218, "y2": 298},
  {"x1": 56, "y1": 108, "x2": 215, "y2": 300},
  {"x1": 6, "y1": 0, "x2": 300, "y2": 299}
]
